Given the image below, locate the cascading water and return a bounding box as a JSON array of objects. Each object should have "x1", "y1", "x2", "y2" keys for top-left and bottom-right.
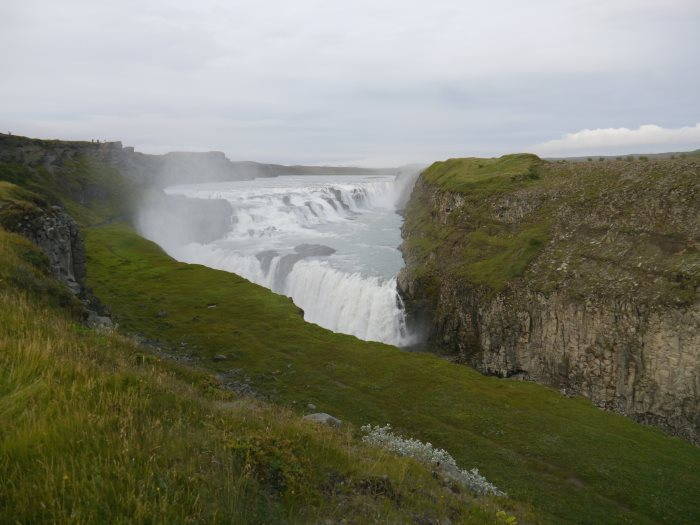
[{"x1": 139, "y1": 173, "x2": 417, "y2": 346}]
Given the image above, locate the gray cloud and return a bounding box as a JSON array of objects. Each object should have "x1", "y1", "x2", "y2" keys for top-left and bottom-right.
[{"x1": 1, "y1": 0, "x2": 698, "y2": 165}]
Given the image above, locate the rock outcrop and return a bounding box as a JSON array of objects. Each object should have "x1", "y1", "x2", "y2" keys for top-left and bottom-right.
[
  {"x1": 7, "y1": 203, "x2": 86, "y2": 295},
  {"x1": 303, "y1": 412, "x2": 342, "y2": 427},
  {"x1": 399, "y1": 155, "x2": 699, "y2": 442}
]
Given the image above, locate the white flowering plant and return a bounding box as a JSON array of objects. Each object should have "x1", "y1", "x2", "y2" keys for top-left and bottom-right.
[{"x1": 360, "y1": 424, "x2": 505, "y2": 497}]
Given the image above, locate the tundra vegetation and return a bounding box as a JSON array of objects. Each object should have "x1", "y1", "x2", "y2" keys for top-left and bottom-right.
[
  {"x1": 401, "y1": 152, "x2": 699, "y2": 302},
  {"x1": 398, "y1": 152, "x2": 699, "y2": 443},
  {"x1": 1, "y1": 136, "x2": 698, "y2": 524}
]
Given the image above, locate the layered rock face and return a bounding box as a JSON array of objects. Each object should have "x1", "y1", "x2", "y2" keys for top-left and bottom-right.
[
  {"x1": 0, "y1": 133, "x2": 258, "y2": 187},
  {"x1": 8, "y1": 204, "x2": 86, "y2": 295},
  {"x1": 399, "y1": 155, "x2": 699, "y2": 442},
  {"x1": 0, "y1": 133, "x2": 395, "y2": 188}
]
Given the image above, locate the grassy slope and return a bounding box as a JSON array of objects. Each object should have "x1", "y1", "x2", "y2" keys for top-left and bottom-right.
[
  {"x1": 0, "y1": 157, "x2": 133, "y2": 227},
  {"x1": 402, "y1": 154, "x2": 699, "y2": 301},
  {"x1": 421, "y1": 154, "x2": 541, "y2": 195},
  {"x1": 0, "y1": 154, "x2": 515, "y2": 523},
  {"x1": 85, "y1": 223, "x2": 700, "y2": 524},
  {"x1": 402, "y1": 155, "x2": 549, "y2": 294},
  {"x1": 2, "y1": 144, "x2": 698, "y2": 523},
  {"x1": 0, "y1": 226, "x2": 507, "y2": 524}
]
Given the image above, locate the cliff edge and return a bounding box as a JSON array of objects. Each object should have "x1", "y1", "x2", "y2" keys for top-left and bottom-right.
[{"x1": 399, "y1": 154, "x2": 699, "y2": 442}]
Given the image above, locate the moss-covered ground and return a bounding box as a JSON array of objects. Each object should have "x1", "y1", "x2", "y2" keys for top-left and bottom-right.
[
  {"x1": 421, "y1": 154, "x2": 542, "y2": 196},
  {"x1": 0, "y1": 226, "x2": 512, "y2": 524},
  {"x1": 0, "y1": 157, "x2": 133, "y2": 227},
  {"x1": 83, "y1": 222, "x2": 700, "y2": 524},
  {"x1": 401, "y1": 154, "x2": 699, "y2": 302},
  {"x1": 2, "y1": 140, "x2": 698, "y2": 523}
]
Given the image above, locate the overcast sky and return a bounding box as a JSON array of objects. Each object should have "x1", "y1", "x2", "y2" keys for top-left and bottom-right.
[{"x1": 1, "y1": 0, "x2": 698, "y2": 166}]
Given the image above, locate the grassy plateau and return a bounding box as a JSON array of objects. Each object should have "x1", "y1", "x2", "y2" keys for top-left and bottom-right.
[{"x1": 401, "y1": 154, "x2": 698, "y2": 302}]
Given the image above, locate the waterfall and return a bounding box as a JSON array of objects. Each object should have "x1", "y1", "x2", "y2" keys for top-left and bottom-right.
[{"x1": 140, "y1": 173, "x2": 418, "y2": 346}]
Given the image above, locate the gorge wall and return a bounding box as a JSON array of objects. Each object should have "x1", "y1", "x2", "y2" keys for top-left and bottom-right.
[
  {"x1": 0, "y1": 133, "x2": 266, "y2": 186},
  {"x1": 0, "y1": 133, "x2": 394, "y2": 188},
  {"x1": 398, "y1": 154, "x2": 699, "y2": 442}
]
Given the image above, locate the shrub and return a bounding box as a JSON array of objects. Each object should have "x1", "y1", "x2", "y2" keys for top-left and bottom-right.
[{"x1": 361, "y1": 424, "x2": 505, "y2": 497}]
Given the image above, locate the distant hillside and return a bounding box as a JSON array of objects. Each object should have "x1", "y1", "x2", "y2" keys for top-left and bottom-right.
[
  {"x1": 0, "y1": 133, "x2": 397, "y2": 188},
  {"x1": 545, "y1": 148, "x2": 700, "y2": 162}
]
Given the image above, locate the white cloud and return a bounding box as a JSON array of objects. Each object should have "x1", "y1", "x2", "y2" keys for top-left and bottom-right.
[{"x1": 532, "y1": 124, "x2": 700, "y2": 156}]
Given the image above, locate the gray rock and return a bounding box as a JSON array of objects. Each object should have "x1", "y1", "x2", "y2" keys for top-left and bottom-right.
[
  {"x1": 255, "y1": 250, "x2": 279, "y2": 274},
  {"x1": 212, "y1": 354, "x2": 227, "y2": 362},
  {"x1": 6, "y1": 204, "x2": 86, "y2": 295},
  {"x1": 87, "y1": 312, "x2": 115, "y2": 331},
  {"x1": 307, "y1": 403, "x2": 316, "y2": 410},
  {"x1": 303, "y1": 412, "x2": 342, "y2": 427},
  {"x1": 271, "y1": 244, "x2": 337, "y2": 290},
  {"x1": 398, "y1": 164, "x2": 700, "y2": 444},
  {"x1": 294, "y1": 244, "x2": 336, "y2": 257}
]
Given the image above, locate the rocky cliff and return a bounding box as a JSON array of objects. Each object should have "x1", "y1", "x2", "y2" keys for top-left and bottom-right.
[
  {"x1": 0, "y1": 133, "x2": 261, "y2": 187},
  {"x1": 0, "y1": 133, "x2": 394, "y2": 188},
  {"x1": 3, "y1": 201, "x2": 86, "y2": 295},
  {"x1": 398, "y1": 154, "x2": 699, "y2": 442}
]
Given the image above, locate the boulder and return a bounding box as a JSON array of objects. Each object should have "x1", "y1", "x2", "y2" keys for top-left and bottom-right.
[{"x1": 303, "y1": 412, "x2": 342, "y2": 427}]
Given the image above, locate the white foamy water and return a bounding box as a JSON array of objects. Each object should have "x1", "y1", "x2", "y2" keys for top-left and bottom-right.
[{"x1": 141, "y1": 173, "x2": 417, "y2": 346}]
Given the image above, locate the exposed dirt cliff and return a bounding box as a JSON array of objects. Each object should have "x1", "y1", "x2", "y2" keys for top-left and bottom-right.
[{"x1": 399, "y1": 154, "x2": 699, "y2": 442}]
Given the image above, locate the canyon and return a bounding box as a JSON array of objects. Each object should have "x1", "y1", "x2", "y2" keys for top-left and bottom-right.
[
  {"x1": 2, "y1": 133, "x2": 698, "y2": 523},
  {"x1": 2, "y1": 134, "x2": 697, "y2": 443}
]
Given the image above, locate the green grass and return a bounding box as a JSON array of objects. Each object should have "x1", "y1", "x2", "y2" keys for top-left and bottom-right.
[
  {"x1": 0, "y1": 180, "x2": 49, "y2": 230},
  {"x1": 0, "y1": 157, "x2": 134, "y2": 227},
  {"x1": 84, "y1": 222, "x2": 700, "y2": 524},
  {"x1": 400, "y1": 154, "x2": 554, "y2": 294},
  {"x1": 0, "y1": 226, "x2": 513, "y2": 524},
  {"x1": 457, "y1": 224, "x2": 550, "y2": 292},
  {"x1": 401, "y1": 155, "x2": 699, "y2": 302},
  {"x1": 2, "y1": 138, "x2": 698, "y2": 523},
  {"x1": 421, "y1": 154, "x2": 542, "y2": 196}
]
